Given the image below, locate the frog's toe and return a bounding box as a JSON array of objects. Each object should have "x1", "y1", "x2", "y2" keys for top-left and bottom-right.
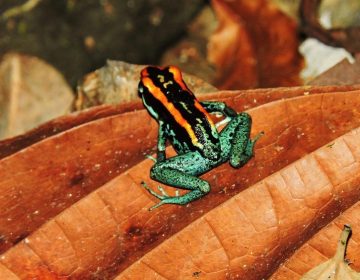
[
  {"x1": 148, "y1": 200, "x2": 166, "y2": 211},
  {"x1": 141, "y1": 182, "x2": 164, "y2": 199},
  {"x1": 253, "y1": 131, "x2": 264, "y2": 143},
  {"x1": 141, "y1": 182, "x2": 174, "y2": 201},
  {"x1": 157, "y1": 186, "x2": 170, "y2": 197}
]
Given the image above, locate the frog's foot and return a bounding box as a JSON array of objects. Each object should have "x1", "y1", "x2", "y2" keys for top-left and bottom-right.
[
  {"x1": 141, "y1": 182, "x2": 169, "y2": 211},
  {"x1": 244, "y1": 131, "x2": 265, "y2": 155},
  {"x1": 141, "y1": 182, "x2": 181, "y2": 211},
  {"x1": 156, "y1": 185, "x2": 170, "y2": 197},
  {"x1": 253, "y1": 131, "x2": 265, "y2": 144},
  {"x1": 141, "y1": 181, "x2": 169, "y2": 199},
  {"x1": 230, "y1": 131, "x2": 265, "y2": 168}
]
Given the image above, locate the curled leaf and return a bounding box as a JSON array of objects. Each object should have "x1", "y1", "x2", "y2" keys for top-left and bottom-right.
[
  {"x1": 208, "y1": 0, "x2": 303, "y2": 89},
  {"x1": 0, "y1": 53, "x2": 73, "y2": 139},
  {"x1": 301, "y1": 225, "x2": 360, "y2": 280}
]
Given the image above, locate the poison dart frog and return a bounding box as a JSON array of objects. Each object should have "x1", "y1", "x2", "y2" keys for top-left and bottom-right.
[{"x1": 138, "y1": 66, "x2": 263, "y2": 210}]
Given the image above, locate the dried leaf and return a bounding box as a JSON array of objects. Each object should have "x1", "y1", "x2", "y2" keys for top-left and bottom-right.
[
  {"x1": 0, "y1": 85, "x2": 356, "y2": 254},
  {"x1": 208, "y1": 0, "x2": 303, "y2": 89},
  {"x1": 300, "y1": 225, "x2": 360, "y2": 280},
  {"x1": 3, "y1": 83, "x2": 356, "y2": 160},
  {"x1": 2, "y1": 61, "x2": 360, "y2": 278},
  {"x1": 160, "y1": 6, "x2": 218, "y2": 83},
  {"x1": 309, "y1": 55, "x2": 360, "y2": 86},
  {"x1": 0, "y1": 53, "x2": 73, "y2": 139},
  {"x1": 208, "y1": 0, "x2": 258, "y2": 89},
  {"x1": 0, "y1": 102, "x2": 142, "y2": 160},
  {"x1": 2, "y1": 89, "x2": 360, "y2": 278}
]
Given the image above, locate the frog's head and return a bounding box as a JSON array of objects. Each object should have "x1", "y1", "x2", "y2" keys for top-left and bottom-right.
[
  {"x1": 139, "y1": 66, "x2": 190, "y2": 96},
  {"x1": 138, "y1": 65, "x2": 191, "y2": 122}
]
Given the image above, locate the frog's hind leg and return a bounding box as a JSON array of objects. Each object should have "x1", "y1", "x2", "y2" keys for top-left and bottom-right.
[
  {"x1": 220, "y1": 112, "x2": 263, "y2": 168},
  {"x1": 144, "y1": 151, "x2": 215, "y2": 210}
]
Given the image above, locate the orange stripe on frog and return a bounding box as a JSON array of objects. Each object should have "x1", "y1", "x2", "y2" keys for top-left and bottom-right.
[
  {"x1": 142, "y1": 77, "x2": 202, "y2": 149},
  {"x1": 167, "y1": 66, "x2": 215, "y2": 128},
  {"x1": 167, "y1": 66, "x2": 214, "y2": 124},
  {"x1": 168, "y1": 66, "x2": 190, "y2": 93}
]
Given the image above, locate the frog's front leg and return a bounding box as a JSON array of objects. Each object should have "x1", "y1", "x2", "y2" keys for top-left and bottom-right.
[
  {"x1": 146, "y1": 120, "x2": 167, "y2": 163},
  {"x1": 143, "y1": 151, "x2": 218, "y2": 210},
  {"x1": 156, "y1": 120, "x2": 167, "y2": 162},
  {"x1": 220, "y1": 112, "x2": 263, "y2": 168}
]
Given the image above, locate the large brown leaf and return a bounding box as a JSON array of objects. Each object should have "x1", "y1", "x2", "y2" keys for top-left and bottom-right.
[
  {"x1": 1, "y1": 88, "x2": 360, "y2": 279},
  {"x1": 0, "y1": 85, "x2": 356, "y2": 254}
]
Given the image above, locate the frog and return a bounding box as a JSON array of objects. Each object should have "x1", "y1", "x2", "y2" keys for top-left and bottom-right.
[{"x1": 138, "y1": 65, "x2": 263, "y2": 210}]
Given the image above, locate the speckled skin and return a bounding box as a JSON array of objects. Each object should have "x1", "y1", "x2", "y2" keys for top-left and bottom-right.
[{"x1": 138, "y1": 66, "x2": 262, "y2": 210}]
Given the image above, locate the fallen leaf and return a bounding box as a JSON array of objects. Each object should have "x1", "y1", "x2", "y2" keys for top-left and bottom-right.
[
  {"x1": 208, "y1": 0, "x2": 303, "y2": 89},
  {"x1": 2, "y1": 59, "x2": 360, "y2": 279},
  {"x1": 160, "y1": 6, "x2": 218, "y2": 83},
  {"x1": 208, "y1": 0, "x2": 258, "y2": 89},
  {"x1": 300, "y1": 225, "x2": 360, "y2": 280},
  {"x1": 2, "y1": 83, "x2": 357, "y2": 160},
  {"x1": 0, "y1": 84, "x2": 357, "y2": 254},
  {"x1": 2, "y1": 88, "x2": 360, "y2": 278},
  {"x1": 0, "y1": 53, "x2": 73, "y2": 139},
  {"x1": 309, "y1": 55, "x2": 360, "y2": 86}
]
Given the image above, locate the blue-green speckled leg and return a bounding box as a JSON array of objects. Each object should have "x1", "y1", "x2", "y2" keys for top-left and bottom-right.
[
  {"x1": 143, "y1": 151, "x2": 220, "y2": 210},
  {"x1": 143, "y1": 101, "x2": 263, "y2": 210},
  {"x1": 200, "y1": 101, "x2": 263, "y2": 168},
  {"x1": 220, "y1": 112, "x2": 263, "y2": 168}
]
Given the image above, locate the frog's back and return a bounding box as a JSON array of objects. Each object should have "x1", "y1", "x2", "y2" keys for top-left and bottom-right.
[{"x1": 139, "y1": 66, "x2": 220, "y2": 160}]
